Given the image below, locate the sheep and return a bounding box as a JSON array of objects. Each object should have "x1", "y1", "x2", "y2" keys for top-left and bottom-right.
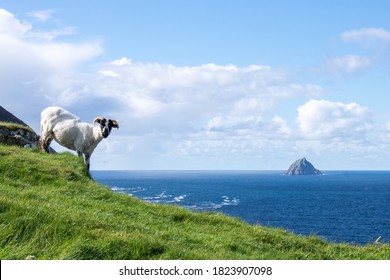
[{"x1": 39, "y1": 106, "x2": 119, "y2": 173}]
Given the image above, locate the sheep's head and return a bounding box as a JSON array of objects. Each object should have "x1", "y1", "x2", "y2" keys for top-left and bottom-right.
[{"x1": 93, "y1": 117, "x2": 119, "y2": 138}]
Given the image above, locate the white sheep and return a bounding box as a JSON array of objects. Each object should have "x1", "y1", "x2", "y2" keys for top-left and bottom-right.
[{"x1": 39, "y1": 106, "x2": 119, "y2": 173}]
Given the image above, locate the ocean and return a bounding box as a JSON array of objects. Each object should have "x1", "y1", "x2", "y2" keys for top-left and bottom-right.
[{"x1": 91, "y1": 170, "x2": 390, "y2": 245}]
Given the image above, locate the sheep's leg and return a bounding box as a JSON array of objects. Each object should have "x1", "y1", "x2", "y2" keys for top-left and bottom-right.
[
  {"x1": 77, "y1": 151, "x2": 91, "y2": 176},
  {"x1": 40, "y1": 134, "x2": 53, "y2": 153},
  {"x1": 83, "y1": 153, "x2": 91, "y2": 176}
]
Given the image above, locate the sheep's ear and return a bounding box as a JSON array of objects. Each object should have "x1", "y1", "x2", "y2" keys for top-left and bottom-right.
[
  {"x1": 93, "y1": 117, "x2": 103, "y2": 124},
  {"x1": 111, "y1": 119, "x2": 119, "y2": 129}
]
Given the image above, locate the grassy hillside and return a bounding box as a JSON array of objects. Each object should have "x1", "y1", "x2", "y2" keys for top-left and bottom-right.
[
  {"x1": 0, "y1": 121, "x2": 34, "y2": 133},
  {"x1": 0, "y1": 144, "x2": 389, "y2": 260}
]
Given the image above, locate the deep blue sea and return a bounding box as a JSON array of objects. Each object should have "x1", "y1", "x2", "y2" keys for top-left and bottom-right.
[{"x1": 91, "y1": 170, "x2": 390, "y2": 245}]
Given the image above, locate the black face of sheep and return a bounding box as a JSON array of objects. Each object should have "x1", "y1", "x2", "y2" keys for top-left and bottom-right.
[{"x1": 94, "y1": 118, "x2": 119, "y2": 138}]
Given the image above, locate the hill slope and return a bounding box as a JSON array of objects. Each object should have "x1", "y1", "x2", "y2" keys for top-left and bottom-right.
[
  {"x1": 0, "y1": 106, "x2": 29, "y2": 127},
  {"x1": 0, "y1": 145, "x2": 389, "y2": 260}
]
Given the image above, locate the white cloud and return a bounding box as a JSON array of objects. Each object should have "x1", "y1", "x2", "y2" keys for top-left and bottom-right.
[
  {"x1": 98, "y1": 70, "x2": 119, "y2": 77},
  {"x1": 326, "y1": 27, "x2": 390, "y2": 78},
  {"x1": 326, "y1": 55, "x2": 371, "y2": 75},
  {"x1": 36, "y1": 41, "x2": 101, "y2": 69},
  {"x1": 111, "y1": 57, "x2": 132, "y2": 66},
  {"x1": 0, "y1": 8, "x2": 102, "y2": 118},
  {"x1": 96, "y1": 58, "x2": 323, "y2": 123},
  {"x1": 4, "y1": 8, "x2": 388, "y2": 169},
  {"x1": 0, "y1": 4, "x2": 326, "y2": 168},
  {"x1": 341, "y1": 28, "x2": 390, "y2": 43},
  {"x1": 297, "y1": 99, "x2": 372, "y2": 139},
  {"x1": 0, "y1": 9, "x2": 31, "y2": 37},
  {"x1": 25, "y1": 9, "x2": 78, "y2": 41},
  {"x1": 4, "y1": 4, "x2": 322, "y2": 160},
  {"x1": 207, "y1": 115, "x2": 263, "y2": 132},
  {"x1": 79, "y1": 57, "x2": 330, "y2": 168},
  {"x1": 26, "y1": 26, "x2": 77, "y2": 41},
  {"x1": 325, "y1": 27, "x2": 390, "y2": 79},
  {"x1": 270, "y1": 115, "x2": 292, "y2": 136},
  {"x1": 127, "y1": 93, "x2": 164, "y2": 118},
  {"x1": 27, "y1": 9, "x2": 55, "y2": 22}
]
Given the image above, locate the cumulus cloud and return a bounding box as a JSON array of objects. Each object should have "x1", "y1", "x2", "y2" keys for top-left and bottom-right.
[
  {"x1": 297, "y1": 99, "x2": 372, "y2": 139},
  {"x1": 207, "y1": 115, "x2": 263, "y2": 133},
  {"x1": 270, "y1": 115, "x2": 292, "y2": 136},
  {"x1": 82, "y1": 57, "x2": 330, "y2": 168},
  {"x1": 0, "y1": 9, "x2": 31, "y2": 37},
  {"x1": 0, "y1": 8, "x2": 324, "y2": 168},
  {"x1": 98, "y1": 70, "x2": 119, "y2": 78},
  {"x1": 4, "y1": 8, "x2": 387, "y2": 169},
  {"x1": 96, "y1": 58, "x2": 323, "y2": 122},
  {"x1": 111, "y1": 57, "x2": 132, "y2": 66},
  {"x1": 0, "y1": 8, "x2": 102, "y2": 123}
]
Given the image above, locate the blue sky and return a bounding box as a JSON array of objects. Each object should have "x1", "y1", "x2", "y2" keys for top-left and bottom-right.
[{"x1": 1, "y1": 1, "x2": 390, "y2": 170}]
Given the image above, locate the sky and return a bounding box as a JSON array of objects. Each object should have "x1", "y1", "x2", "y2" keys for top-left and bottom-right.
[{"x1": 1, "y1": 0, "x2": 390, "y2": 170}]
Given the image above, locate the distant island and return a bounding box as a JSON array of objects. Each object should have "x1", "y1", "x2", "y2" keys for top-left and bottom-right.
[{"x1": 285, "y1": 157, "x2": 322, "y2": 175}]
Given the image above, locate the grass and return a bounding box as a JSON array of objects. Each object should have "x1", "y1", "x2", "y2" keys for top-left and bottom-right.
[
  {"x1": 0, "y1": 122, "x2": 34, "y2": 133},
  {"x1": 0, "y1": 144, "x2": 389, "y2": 259}
]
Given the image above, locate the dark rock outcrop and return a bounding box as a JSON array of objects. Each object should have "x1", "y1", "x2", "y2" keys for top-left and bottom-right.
[
  {"x1": 0, "y1": 105, "x2": 56, "y2": 153},
  {"x1": 285, "y1": 157, "x2": 322, "y2": 175},
  {"x1": 0, "y1": 125, "x2": 39, "y2": 147},
  {"x1": 0, "y1": 105, "x2": 39, "y2": 148}
]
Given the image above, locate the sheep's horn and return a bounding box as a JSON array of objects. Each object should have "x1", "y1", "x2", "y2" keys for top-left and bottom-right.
[
  {"x1": 111, "y1": 120, "x2": 119, "y2": 128},
  {"x1": 93, "y1": 117, "x2": 104, "y2": 124}
]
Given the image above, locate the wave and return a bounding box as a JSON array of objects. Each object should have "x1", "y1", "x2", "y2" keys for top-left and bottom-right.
[
  {"x1": 97, "y1": 170, "x2": 390, "y2": 245},
  {"x1": 108, "y1": 185, "x2": 240, "y2": 211},
  {"x1": 110, "y1": 186, "x2": 128, "y2": 193},
  {"x1": 142, "y1": 192, "x2": 189, "y2": 204},
  {"x1": 110, "y1": 186, "x2": 146, "y2": 195},
  {"x1": 174, "y1": 195, "x2": 187, "y2": 202},
  {"x1": 186, "y1": 196, "x2": 240, "y2": 211}
]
